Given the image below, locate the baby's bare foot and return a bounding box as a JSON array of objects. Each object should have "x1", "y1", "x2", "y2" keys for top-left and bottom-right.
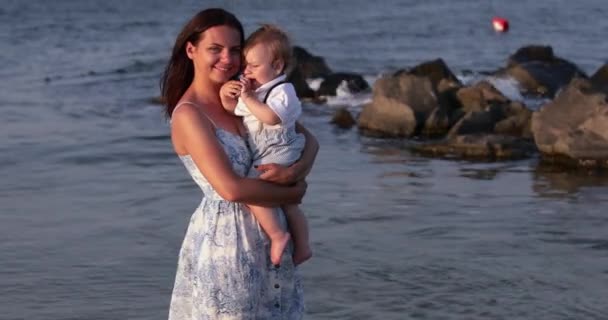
[{"x1": 270, "y1": 233, "x2": 291, "y2": 266}]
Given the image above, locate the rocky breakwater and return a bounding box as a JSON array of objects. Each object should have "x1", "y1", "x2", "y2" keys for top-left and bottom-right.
[
  {"x1": 357, "y1": 56, "x2": 536, "y2": 160},
  {"x1": 352, "y1": 45, "x2": 608, "y2": 167}
]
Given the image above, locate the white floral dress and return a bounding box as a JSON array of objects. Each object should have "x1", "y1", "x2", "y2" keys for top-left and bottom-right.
[{"x1": 168, "y1": 127, "x2": 304, "y2": 319}]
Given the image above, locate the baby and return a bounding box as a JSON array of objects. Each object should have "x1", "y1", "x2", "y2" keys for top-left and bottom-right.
[{"x1": 220, "y1": 24, "x2": 312, "y2": 266}]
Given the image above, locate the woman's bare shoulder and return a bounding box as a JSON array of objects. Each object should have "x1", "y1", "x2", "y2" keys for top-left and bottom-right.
[
  {"x1": 172, "y1": 102, "x2": 200, "y2": 124},
  {"x1": 170, "y1": 103, "x2": 216, "y2": 153}
]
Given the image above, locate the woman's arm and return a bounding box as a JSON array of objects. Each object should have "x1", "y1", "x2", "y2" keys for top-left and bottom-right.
[
  {"x1": 257, "y1": 122, "x2": 319, "y2": 185},
  {"x1": 172, "y1": 105, "x2": 306, "y2": 207}
]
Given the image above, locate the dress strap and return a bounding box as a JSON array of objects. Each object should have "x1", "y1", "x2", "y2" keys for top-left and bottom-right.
[
  {"x1": 263, "y1": 81, "x2": 288, "y2": 104},
  {"x1": 172, "y1": 101, "x2": 218, "y2": 128}
]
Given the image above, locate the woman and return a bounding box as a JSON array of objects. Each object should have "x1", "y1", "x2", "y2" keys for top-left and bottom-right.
[{"x1": 162, "y1": 8, "x2": 318, "y2": 320}]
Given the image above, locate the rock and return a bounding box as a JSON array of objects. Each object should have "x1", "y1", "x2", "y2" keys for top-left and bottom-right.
[
  {"x1": 317, "y1": 73, "x2": 370, "y2": 96},
  {"x1": 405, "y1": 58, "x2": 461, "y2": 89},
  {"x1": 494, "y1": 102, "x2": 533, "y2": 138},
  {"x1": 287, "y1": 68, "x2": 316, "y2": 99},
  {"x1": 358, "y1": 101, "x2": 417, "y2": 137},
  {"x1": 455, "y1": 86, "x2": 486, "y2": 113},
  {"x1": 531, "y1": 78, "x2": 608, "y2": 167},
  {"x1": 381, "y1": 59, "x2": 462, "y2": 137},
  {"x1": 421, "y1": 81, "x2": 462, "y2": 134},
  {"x1": 358, "y1": 72, "x2": 439, "y2": 137},
  {"x1": 422, "y1": 104, "x2": 464, "y2": 138},
  {"x1": 447, "y1": 104, "x2": 507, "y2": 137},
  {"x1": 456, "y1": 81, "x2": 509, "y2": 112},
  {"x1": 590, "y1": 64, "x2": 608, "y2": 92},
  {"x1": 330, "y1": 108, "x2": 356, "y2": 129},
  {"x1": 413, "y1": 134, "x2": 536, "y2": 160},
  {"x1": 502, "y1": 45, "x2": 587, "y2": 98},
  {"x1": 287, "y1": 46, "x2": 333, "y2": 99},
  {"x1": 447, "y1": 98, "x2": 533, "y2": 140},
  {"x1": 291, "y1": 46, "x2": 332, "y2": 79},
  {"x1": 507, "y1": 45, "x2": 555, "y2": 67},
  {"x1": 437, "y1": 78, "x2": 462, "y2": 93},
  {"x1": 419, "y1": 79, "x2": 464, "y2": 136}
]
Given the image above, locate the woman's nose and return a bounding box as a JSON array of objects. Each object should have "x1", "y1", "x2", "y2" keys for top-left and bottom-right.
[{"x1": 220, "y1": 49, "x2": 234, "y2": 63}]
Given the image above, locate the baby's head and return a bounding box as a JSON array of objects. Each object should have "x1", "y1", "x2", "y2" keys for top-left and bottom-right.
[{"x1": 242, "y1": 24, "x2": 292, "y2": 88}]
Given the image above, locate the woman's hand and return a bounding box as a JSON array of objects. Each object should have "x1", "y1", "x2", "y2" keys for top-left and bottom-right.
[
  {"x1": 293, "y1": 180, "x2": 308, "y2": 203},
  {"x1": 256, "y1": 163, "x2": 299, "y2": 185},
  {"x1": 257, "y1": 124, "x2": 319, "y2": 185}
]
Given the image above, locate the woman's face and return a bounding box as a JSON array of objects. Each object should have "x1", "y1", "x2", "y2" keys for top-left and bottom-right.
[{"x1": 187, "y1": 25, "x2": 242, "y2": 85}]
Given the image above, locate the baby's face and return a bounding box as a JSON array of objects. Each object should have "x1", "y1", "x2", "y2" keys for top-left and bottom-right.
[{"x1": 243, "y1": 44, "x2": 282, "y2": 88}]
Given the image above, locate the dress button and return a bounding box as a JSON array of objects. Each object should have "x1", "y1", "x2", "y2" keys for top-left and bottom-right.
[
  {"x1": 274, "y1": 284, "x2": 280, "y2": 289},
  {"x1": 274, "y1": 303, "x2": 280, "y2": 308}
]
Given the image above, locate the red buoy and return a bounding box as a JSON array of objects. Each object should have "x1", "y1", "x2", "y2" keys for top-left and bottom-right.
[{"x1": 492, "y1": 17, "x2": 509, "y2": 32}]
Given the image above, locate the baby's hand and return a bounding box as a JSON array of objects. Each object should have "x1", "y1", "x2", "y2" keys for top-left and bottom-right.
[
  {"x1": 239, "y1": 77, "x2": 254, "y2": 98},
  {"x1": 220, "y1": 80, "x2": 242, "y2": 100}
]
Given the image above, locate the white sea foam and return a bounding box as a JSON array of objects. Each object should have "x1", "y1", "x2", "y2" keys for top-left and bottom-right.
[
  {"x1": 483, "y1": 76, "x2": 525, "y2": 102},
  {"x1": 456, "y1": 73, "x2": 478, "y2": 86},
  {"x1": 324, "y1": 90, "x2": 373, "y2": 108},
  {"x1": 458, "y1": 73, "x2": 548, "y2": 109},
  {"x1": 303, "y1": 72, "x2": 549, "y2": 110},
  {"x1": 305, "y1": 74, "x2": 379, "y2": 109},
  {"x1": 307, "y1": 78, "x2": 324, "y2": 91},
  {"x1": 484, "y1": 76, "x2": 550, "y2": 110}
]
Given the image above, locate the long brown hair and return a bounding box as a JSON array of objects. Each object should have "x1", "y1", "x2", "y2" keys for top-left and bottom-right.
[{"x1": 160, "y1": 8, "x2": 244, "y2": 118}]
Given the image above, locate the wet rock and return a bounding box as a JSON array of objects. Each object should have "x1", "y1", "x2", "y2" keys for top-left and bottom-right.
[
  {"x1": 413, "y1": 134, "x2": 536, "y2": 160},
  {"x1": 287, "y1": 46, "x2": 332, "y2": 99},
  {"x1": 287, "y1": 68, "x2": 316, "y2": 99},
  {"x1": 360, "y1": 59, "x2": 461, "y2": 138},
  {"x1": 447, "y1": 104, "x2": 506, "y2": 137},
  {"x1": 590, "y1": 64, "x2": 608, "y2": 92},
  {"x1": 405, "y1": 58, "x2": 461, "y2": 89},
  {"x1": 455, "y1": 81, "x2": 509, "y2": 113},
  {"x1": 494, "y1": 102, "x2": 533, "y2": 138},
  {"x1": 446, "y1": 97, "x2": 533, "y2": 139},
  {"x1": 507, "y1": 45, "x2": 555, "y2": 67},
  {"x1": 502, "y1": 45, "x2": 587, "y2": 98},
  {"x1": 330, "y1": 108, "x2": 356, "y2": 129},
  {"x1": 421, "y1": 79, "x2": 465, "y2": 137},
  {"x1": 291, "y1": 46, "x2": 332, "y2": 79},
  {"x1": 358, "y1": 72, "x2": 438, "y2": 137},
  {"x1": 532, "y1": 78, "x2": 608, "y2": 168},
  {"x1": 422, "y1": 103, "x2": 464, "y2": 138}
]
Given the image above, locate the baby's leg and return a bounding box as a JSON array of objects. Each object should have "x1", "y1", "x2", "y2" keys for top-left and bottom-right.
[
  {"x1": 282, "y1": 204, "x2": 312, "y2": 265},
  {"x1": 249, "y1": 205, "x2": 290, "y2": 266}
]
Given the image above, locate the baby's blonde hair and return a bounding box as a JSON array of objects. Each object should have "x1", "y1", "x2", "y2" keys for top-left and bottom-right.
[{"x1": 244, "y1": 24, "x2": 292, "y2": 73}]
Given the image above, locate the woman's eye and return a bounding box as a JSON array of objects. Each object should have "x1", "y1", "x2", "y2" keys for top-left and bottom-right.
[{"x1": 208, "y1": 47, "x2": 221, "y2": 53}]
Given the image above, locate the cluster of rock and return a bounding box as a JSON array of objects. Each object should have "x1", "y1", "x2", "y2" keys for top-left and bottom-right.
[
  {"x1": 291, "y1": 45, "x2": 608, "y2": 168},
  {"x1": 287, "y1": 46, "x2": 370, "y2": 101}
]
